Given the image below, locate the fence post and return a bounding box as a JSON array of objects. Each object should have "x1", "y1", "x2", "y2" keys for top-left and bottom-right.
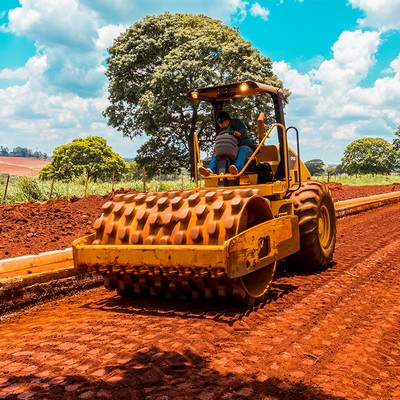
[
  {"x1": 49, "y1": 175, "x2": 55, "y2": 200},
  {"x1": 3, "y1": 174, "x2": 10, "y2": 202},
  {"x1": 84, "y1": 170, "x2": 89, "y2": 197},
  {"x1": 181, "y1": 169, "x2": 184, "y2": 190},
  {"x1": 142, "y1": 167, "x2": 146, "y2": 192},
  {"x1": 112, "y1": 170, "x2": 115, "y2": 192}
]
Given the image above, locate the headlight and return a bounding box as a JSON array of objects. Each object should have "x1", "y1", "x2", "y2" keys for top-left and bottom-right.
[{"x1": 240, "y1": 83, "x2": 248, "y2": 92}]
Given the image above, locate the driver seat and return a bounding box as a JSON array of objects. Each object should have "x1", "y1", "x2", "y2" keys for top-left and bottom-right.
[{"x1": 255, "y1": 112, "x2": 280, "y2": 178}]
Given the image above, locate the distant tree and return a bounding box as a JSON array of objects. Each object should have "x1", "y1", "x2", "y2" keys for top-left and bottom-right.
[
  {"x1": 33, "y1": 151, "x2": 46, "y2": 159},
  {"x1": 12, "y1": 146, "x2": 30, "y2": 157},
  {"x1": 325, "y1": 165, "x2": 336, "y2": 177},
  {"x1": 334, "y1": 164, "x2": 344, "y2": 175},
  {"x1": 0, "y1": 146, "x2": 9, "y2": 156},
  {"x1": 341, "y1": 138, "x2": 397, "y2": 175},
  {"x1": 393, "y1": 125, "x2": 400, "y2": 170},
  {"x1": 393, "y1": 125, "x2": 400, "y2": 152},
  {"x1": 104, "y1": 12, "x2": 287, "y2": 177},
  {"x1": 126, "y1": 160, "x2": 143, "y2": 180},
  {"x1": 305, "y1": 159, "x2": 325, "y2": 176},
  {"x1": 39, "y1": 136, "x2": 128, "y2": 182},
  {"x1": 1, "y1": 146, "x2": 47, "y2": 159}
]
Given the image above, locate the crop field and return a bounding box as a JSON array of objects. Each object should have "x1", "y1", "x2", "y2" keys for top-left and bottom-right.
[{"x1": 0, "y1": 156, "x2": 49, "y2": 176}]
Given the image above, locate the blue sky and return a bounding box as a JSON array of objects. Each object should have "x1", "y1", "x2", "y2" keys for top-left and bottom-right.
[{"x1": 0, "y1": 0, "x2": 399, "y2": 164}]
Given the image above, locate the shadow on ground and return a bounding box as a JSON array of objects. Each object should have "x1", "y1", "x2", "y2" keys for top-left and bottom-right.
[
  {"x1": 80, "y1": 281, "x2": 298, "y2": 325},
  {"x1": 1, "y1": 346, "x2": 346, "y2": 400}
]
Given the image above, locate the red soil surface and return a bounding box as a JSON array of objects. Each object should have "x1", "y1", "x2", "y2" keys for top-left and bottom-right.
[
  {"x1": 0, "y1": 182, "x2": 399, "y2": 260},
  {"x1": 0, "y1": 182, "x2": 400, "y2": 399},
  {"x1": 0, "y1": 156, "x2": 49, "y2": 177}
]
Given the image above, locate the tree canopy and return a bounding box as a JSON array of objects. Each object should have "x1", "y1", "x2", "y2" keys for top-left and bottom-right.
[
  {"x1": 104, "y1": 12, "x2": 287, "y2": 177},
  {"x1": 341, "y1": 137, "x2": 397, "y2": 175},
  {"x1": 304, "y1": 159, "x2": 325, "y2": 176},
  {"x1": 39, "y1": 136, "x2": 127, "y2": 182}
]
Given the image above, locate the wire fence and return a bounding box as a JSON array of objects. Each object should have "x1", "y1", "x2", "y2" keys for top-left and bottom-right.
[
  {"x1": 1, "y1": 170, "x2": 399, "y2": 204},
  {"x1": 0, "y1": 168, "x2": 196, "y2": 204}
]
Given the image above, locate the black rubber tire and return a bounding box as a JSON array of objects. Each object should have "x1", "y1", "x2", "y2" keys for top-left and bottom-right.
[{"x1": 287, "y1": 180, "x2": 336, "y2": 270}]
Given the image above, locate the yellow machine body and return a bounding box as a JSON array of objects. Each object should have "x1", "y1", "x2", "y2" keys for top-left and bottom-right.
[
  {"x1": 73, "y1": 81, "x2": 336, "y2": 304},
  {"x1": 73, "y1": 216, "x2": 299, "y2": 279}
]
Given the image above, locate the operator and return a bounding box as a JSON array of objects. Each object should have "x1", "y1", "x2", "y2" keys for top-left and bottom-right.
[{"x1": 199, "y1": 111, "x2": 254, "y2": 177}]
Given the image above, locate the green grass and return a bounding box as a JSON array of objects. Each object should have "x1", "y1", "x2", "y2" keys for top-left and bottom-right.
[
  {"x1": 1, "y1": 173, "x2": 399, "y2": 204},
  {"x1": 314, "y1": 173, "x2": 400, "y2": 186},
  {"x1": 0, "y1": 174, "x2": 195, "y2": 204}
]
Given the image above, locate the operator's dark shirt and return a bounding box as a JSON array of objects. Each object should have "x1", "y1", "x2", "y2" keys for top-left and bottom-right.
[{"x1": 227, "y1": 118, "x2": 254, "y2": 148}]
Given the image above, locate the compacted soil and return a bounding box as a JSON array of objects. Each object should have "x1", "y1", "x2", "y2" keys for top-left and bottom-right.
[{"x1": 0, "y1": 182, "x2": 400, "y2": 399}]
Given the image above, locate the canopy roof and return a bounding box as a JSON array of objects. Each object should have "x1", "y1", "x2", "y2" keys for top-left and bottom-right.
[{"x1": 188, "y1": 80, "x2": 283, "y2": 103}]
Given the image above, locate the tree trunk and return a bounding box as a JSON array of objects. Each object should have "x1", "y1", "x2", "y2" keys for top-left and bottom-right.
[{"x1": 188, "y1": 133, "x2": 196, "y2": 179}]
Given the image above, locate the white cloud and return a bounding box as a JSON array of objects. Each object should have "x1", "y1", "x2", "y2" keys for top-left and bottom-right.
[
  {"x1": 226, "y1": 0, "x2": 249, "y2": 22},
  {"x1": 1, "y1": 0, "x2": 399, "y2": 163},
  {"x1": 0, "y1": 81, "x2": 140, "y2": 157},
  {"x1": 0, "y1": 56, "x2": 47, "y2": 82},
  {"x1": 331, "y1": 123, "x2": 361, "y2": 140},
  {"x1": 249, "y1": 2, "x2": 270, "y2": 21},
  {"x1": 349, "y1": 0, "x2": 400, "y2": 30},
  {"x1": 7, "y1": 0, "x2": 98, "y2": 50},
  {"x1": 275, "y1": 30, "x2": 399, "y2": 163},
  {"x1": 95, "y1": 24, "x2": 127, "y2": 51},
  {"x1": 389, "y1": 54, "x2": 400, "y2": 74},
  {"x1": 312, "y1": 30, "x2": 381, "y2": 93}
]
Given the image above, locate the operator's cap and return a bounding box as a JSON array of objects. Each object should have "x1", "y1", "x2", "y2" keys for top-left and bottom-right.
[{"x1": 216, "y1": 111, "x2": 231, "y2": 123}]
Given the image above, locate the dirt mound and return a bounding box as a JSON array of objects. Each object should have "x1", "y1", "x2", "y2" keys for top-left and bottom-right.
[
  {"x1": 0, "y1": 183, "x2": 399, "y2": 260},
  {"x1": 328, "y1": 181, "x2": 400, "y2": 201},
  {"x1": 0, "y1": 195, "x2": 107, "y2": 259}
]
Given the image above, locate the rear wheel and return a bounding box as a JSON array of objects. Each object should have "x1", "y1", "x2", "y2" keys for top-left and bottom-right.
[{"x1": 287, "y1": 181, "x2": 336, "y2": 270}]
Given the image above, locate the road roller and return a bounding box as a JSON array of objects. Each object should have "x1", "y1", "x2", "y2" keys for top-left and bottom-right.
[{"x1": 72, "y1": 81, "x2": 336, "y2": 304}]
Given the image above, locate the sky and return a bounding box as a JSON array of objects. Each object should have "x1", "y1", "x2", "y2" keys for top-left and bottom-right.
[{"x1": 0, "y1": 0, "x2": 399, "y2": 164}]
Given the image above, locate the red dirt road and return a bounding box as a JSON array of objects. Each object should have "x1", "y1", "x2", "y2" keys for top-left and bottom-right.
[{"x1": 0, "y1": 183, "x2": 400, "y2": 399}]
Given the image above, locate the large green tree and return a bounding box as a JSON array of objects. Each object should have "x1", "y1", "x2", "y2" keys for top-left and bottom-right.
[
  {"x1": 104, "y1": 12, "x2": 287, "y2": 176},
  {"x1": 39, "y1": 136, "x2": 127, "y2": 182},
  {"x1": 341, "y1": 138, "x2": 397, "y2": 175}
]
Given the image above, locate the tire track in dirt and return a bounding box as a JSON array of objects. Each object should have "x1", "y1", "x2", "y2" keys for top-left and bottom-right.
[
  {"x1": 161, "y1": 203, "x2": 400, "y2": 398},
  {"x1": 221, "y1": 203, "x2": 400, "y2": 399},
  {"x1": 236, "y1": 235, "x2": 400, "y2": 399},
  {"x1": 0, "y1": 203, "x2": 399, "y2": 399}
]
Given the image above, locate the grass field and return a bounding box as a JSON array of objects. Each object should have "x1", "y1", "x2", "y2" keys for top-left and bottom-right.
[
  {"x1": 1, "y1": 171, "x2": 399, "y2": 204},
  {"x1": 316, "y1": 174, "x2": 400, "y2": 186}
]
